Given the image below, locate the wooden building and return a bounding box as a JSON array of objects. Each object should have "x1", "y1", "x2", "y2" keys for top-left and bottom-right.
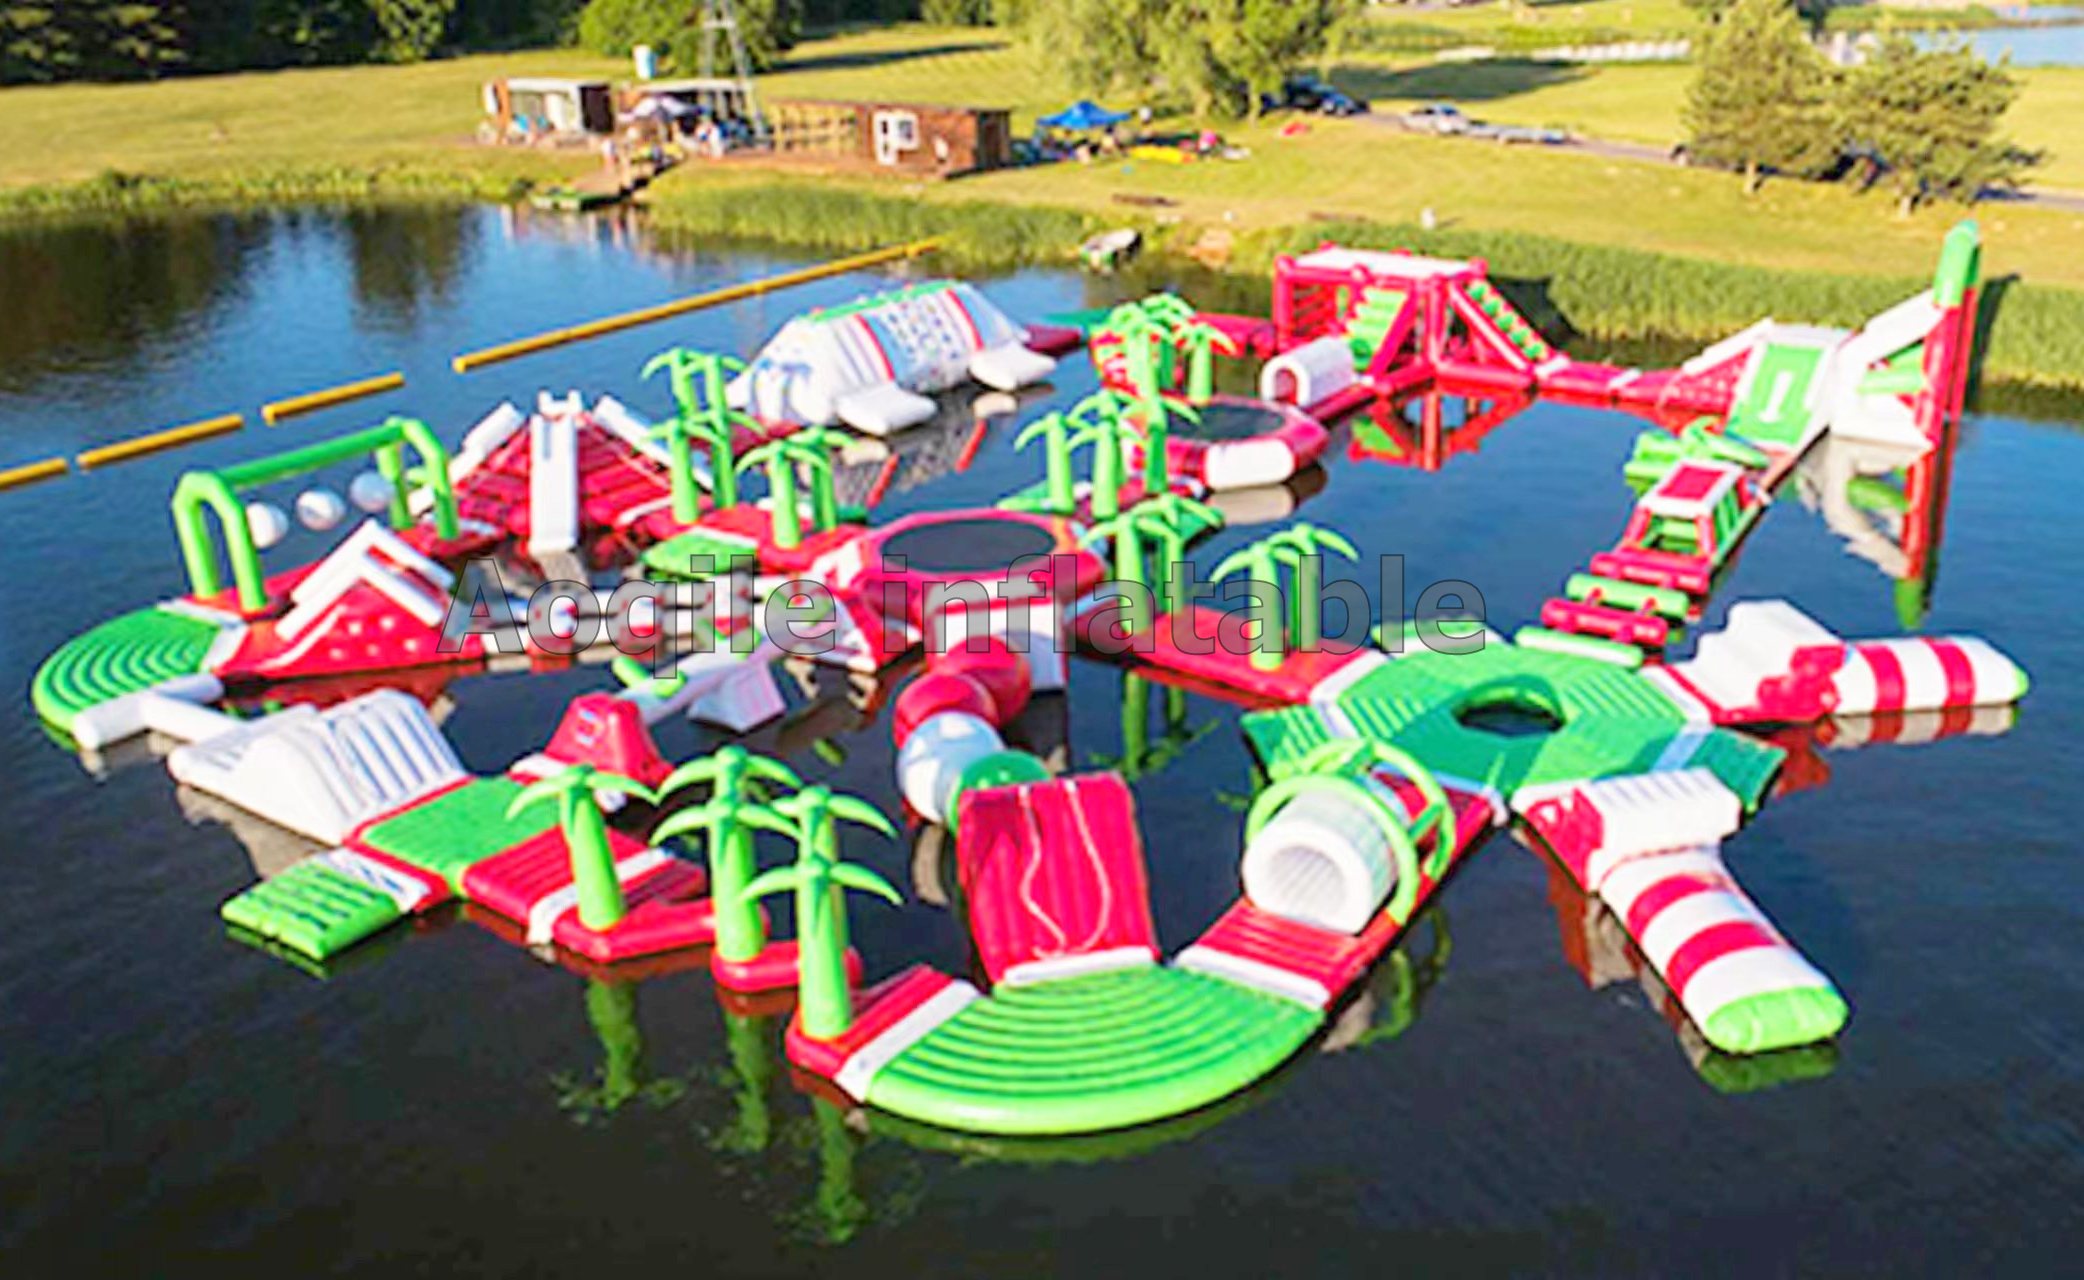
[{"x1": 766, "y1": 100, "x2": 1012, "y2": 177}]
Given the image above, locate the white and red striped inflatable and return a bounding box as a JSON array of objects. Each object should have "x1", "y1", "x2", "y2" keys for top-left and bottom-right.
[{"x1": 1522, "y1": 769, "x2": 1848, "y2": 1055}]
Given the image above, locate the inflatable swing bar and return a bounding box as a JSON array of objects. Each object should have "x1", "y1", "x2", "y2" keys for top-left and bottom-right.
[
  {"x1": 76, "y1": 413, "x2": 245, "y2": 471},
  {"x1": 0, "y1": 455, "x2": 70, "y2": 491},
  {"x1": 449, "y1": 237, "x2": 945, "y2": 373},
  {"x1": 262, "y1": 371, "x2": 406, "y2": 425}
]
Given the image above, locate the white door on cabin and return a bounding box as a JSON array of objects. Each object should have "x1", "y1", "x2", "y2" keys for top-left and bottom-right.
[{"x1": 873, "y1": 111, "x2": 919, "y2": 166}]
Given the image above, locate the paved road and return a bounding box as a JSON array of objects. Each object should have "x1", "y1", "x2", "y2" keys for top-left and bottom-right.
[{"x1": 1364, "y1": 114, "x2": 2084, "y2": 213}]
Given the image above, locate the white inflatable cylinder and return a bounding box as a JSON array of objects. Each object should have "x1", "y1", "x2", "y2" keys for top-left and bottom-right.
[
  {"x1": 69, "y1": 673, "x2": 228, "y2": 750},
  {"x1": 897, "y1": 711, "x2": 1003, "y2": 824},
  {"x1": 137, "y1": 691, "x2": 242, "y2": 744},
  {"x1": 1830, "y1": 636, "x2": 2030, "y2": 714},
  {"x1": 1259, "y1": 335, "x2": 1358, "y2": 407},
  {"x1": 1243, "y1": 778, "x2": 1401, "y2": 935},
  {"x1": 1202, "y1": 439, "x2": 1298, "y2": 491}
]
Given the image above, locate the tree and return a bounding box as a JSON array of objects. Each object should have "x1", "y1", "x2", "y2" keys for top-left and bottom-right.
[
  {"x1": 1210, "y1": 521, "x2": 1357, "y2": 669},
  {"x1": 922, "y1": 0, "x2": 992, "y2": 23},
  {"x1": 738, "y1": 786, "x2": 901, "y2": 1039},
  {"x1": 369, "y1": 0, "x2": 452, "y2": 59},
  {"x1": 1018, "y1": 0, "x2": 1347, "y2": 119},
  {"x1": 507, "y1": 765, "x2": 662, "y2": 930},
  {"x1": 1211, "y1": 0, "x2": 1352, "y2": 119},
  {"x1": 1681, "y1": 0, "x2": 1839, "y2": 195},
  {"x1": 1838, "y1": 34, "x2": 2033, "y2": 215},
  {"x1": 576, "y1": 0, "x2": 798, "y2": 73},
  {"x1": 1065, "y1": 392, "x2": 1134, "y2": 520}
]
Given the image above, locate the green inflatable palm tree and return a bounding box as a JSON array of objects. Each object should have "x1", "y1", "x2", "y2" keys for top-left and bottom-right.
[
  {"x1": 1066, "y1": 393, "x2": 1136, "y2": 520},
  {"x1": 1081, "y1": 512, "x2": 1156, "y2": 636},
  {"x1": 507, "y1": 764, "x2": 663, "y2": 930},
  {"x1": 738, "y1": 786, "x2": 901, "y2": 1040},
  {"x1": 1266, "y1": 522, "x2": 1361, "y2": 651},
  {"x1": 650, "y1": 746, "x2": 803, "y2": 965},
  {"x1": 1177, "y1": 318, "x2": 1240, "y2": 404},
  {"x1": 1133, "y1": 493, "x2": 1221, "y2": 618},
  {"x1": 645, "y1": 348, "x2": 755, "y2": 520},
  {"x1": 736, "y1": 432, "x2": 837, "y2": 550},
  {"x1": 1211, "y1": 536, "x2": 1287, "y2": 672},
  {"x1": 1013, "y1": 411, "x2": 1077, "y2": 515}
]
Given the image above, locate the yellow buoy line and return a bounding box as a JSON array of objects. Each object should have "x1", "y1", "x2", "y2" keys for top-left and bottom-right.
[
  {"x1": 74, "y1": 413, "x2": 247, "y2": 471},
  {"x1": 450, "y1": 236, "x2": 944, "y2": 373},
  {"x1": 3, "y1": 239, "x2": 943, "y2": 492},
  {"x1": 262, "y1": 371, "x2": 407, "y2": 425}
]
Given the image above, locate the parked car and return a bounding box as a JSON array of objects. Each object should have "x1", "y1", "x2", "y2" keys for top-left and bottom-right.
[
  {"x1": 1467, "y1": 121, "x2": 1569, "y2": 146},
  {"x1": 1396, "y1": 103, "x2": 1471, "y2": 136},
  {"x1": 1262, "y1": 76, "x2": 1369, "y2": 117}
]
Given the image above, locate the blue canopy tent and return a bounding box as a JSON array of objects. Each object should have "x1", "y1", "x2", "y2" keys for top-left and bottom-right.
[{"x1": 1038, "y1": 100, "x2": 1130, "y2": 131}]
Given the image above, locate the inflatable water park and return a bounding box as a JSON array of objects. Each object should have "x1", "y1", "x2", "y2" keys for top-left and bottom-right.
[{"x1": 30, "y1": 219, "x2": 2029, "y2": 1140}]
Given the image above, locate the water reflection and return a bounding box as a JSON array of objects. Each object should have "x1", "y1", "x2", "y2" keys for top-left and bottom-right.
[
  {"x1": 343, "y1": 207, "x2": 479, "y2": 333},
  {"x1": 0, "y1": 216, "x2": 265, "y2": 391},
  {"x1": 1792, "y1": 426, "x2": 1958, "y2": 626}
]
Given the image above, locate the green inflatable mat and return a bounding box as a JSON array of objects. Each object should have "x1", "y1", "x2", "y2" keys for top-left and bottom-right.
[
  {"x1": 221, "y1": 860, "x2": 402, "y2": 960},
  {"x1": 864, "y1": 966, "x2": 1319, "y2": 1136},
  {"x1": 353, "y1": 777, "x2": 553, "y2": 893},
  {"x1": 1244, "y1": 641, "x2": 1784, "y2": 810},
  {"x1": 31, "y1": 604, "x2": 227, "y2": 734}
]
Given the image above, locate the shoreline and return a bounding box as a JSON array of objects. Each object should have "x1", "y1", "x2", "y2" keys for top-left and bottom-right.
[{"x1": 3, "y1": 166, "x2": 2080, "y2": 401}]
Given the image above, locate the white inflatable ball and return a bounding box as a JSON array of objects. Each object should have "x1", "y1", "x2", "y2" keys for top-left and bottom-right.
[
  {"x1": 896, "y1": 711, "x2": 1004, "y2": 824},
  {"x1": 348, "y1": 470, "x2": 395, "y2": 513},
  {"x1": 295, "y1": 487, "x2": 347, "y2": 532},
  {"x1": 244, "y1": 501, "x2": 291, "y2": 550}
]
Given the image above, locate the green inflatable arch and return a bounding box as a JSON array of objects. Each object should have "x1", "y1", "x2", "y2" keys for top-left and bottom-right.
[{"x1": 172, "y1": 416, "x2": 458, "y2": 612}]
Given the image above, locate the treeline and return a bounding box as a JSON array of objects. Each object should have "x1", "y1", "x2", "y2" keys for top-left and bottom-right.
[
  {"x1": 0, "y1": 0, "x2": 933, "y2": 85},
  {"x1": 0, "y1": 1, "x2": 576, "y2": 81}
]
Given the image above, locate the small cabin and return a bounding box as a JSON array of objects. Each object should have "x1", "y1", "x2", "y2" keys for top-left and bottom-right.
[
  {"x1": 483, "y1": 77, "x2": 614, "y2": 138},
  {"x1": 767, "y1": 100, "x2": 1012, "y2": 177}
]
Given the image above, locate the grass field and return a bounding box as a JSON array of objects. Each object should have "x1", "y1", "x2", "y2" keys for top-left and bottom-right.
[
  {"x1": 1338, "y1": 60, "x2": 2084, "y2": 192},
  {"x1": 0, "y1": 48, "x2": 624, "y2": 195},
  {"x1": 0, "y1": 25, "x2": 2077, "y2": 286}
]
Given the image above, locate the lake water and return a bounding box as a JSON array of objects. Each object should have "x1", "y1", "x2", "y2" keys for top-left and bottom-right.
[
  {"x1": 2, "y1": 206, "x2": 2080, "y2": 1274},
  {"x1": 1918, "y1": 10, "x2": 2084, "y2": 66}
]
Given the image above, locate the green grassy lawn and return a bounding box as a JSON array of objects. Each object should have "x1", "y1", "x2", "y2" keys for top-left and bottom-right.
[
  {"x1": 0, "y1": 48, "x2": 624, "y2": 193},
  {"x1": 0, "y1": 23, "x2": 2075, "y2": 283},
  {"x1": 1336, "y1": 60, "x2": 2083, "y2": 191}
]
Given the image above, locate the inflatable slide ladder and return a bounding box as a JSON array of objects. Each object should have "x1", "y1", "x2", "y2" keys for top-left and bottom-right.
[{"x1": 1454, "y1": 278, "x2": 1556, "y2": 370}]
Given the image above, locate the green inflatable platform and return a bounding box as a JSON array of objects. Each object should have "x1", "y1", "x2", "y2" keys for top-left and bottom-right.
[
  {"x1": 1248, "y1": 640, "x2": 1784, "y2": 810},
  {"x1": 31, "y1": 604, "x2": 228, "y2": 735},
  {"x1": 863, "y1": 966, "x2": 1319, "y2": 1136}
]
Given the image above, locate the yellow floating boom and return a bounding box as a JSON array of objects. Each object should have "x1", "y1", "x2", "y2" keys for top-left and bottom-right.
[
  {"x1": 0, "y1": 455, "x2": 70, "y2": 491},
  {"x1": 451, "y1": 237, "x2": 944, "y2": 373},
  {"x1": 262, "y1": 371, "x2": 406, "y2": 424},
  {"x1": 75, "y1": 413, "x2": 245, "y2": 470}
]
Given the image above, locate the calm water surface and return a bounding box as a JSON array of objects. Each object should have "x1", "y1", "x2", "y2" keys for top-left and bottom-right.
[{"x1": 0, "y1": 207, "x2": 2080, "y2": 1275}]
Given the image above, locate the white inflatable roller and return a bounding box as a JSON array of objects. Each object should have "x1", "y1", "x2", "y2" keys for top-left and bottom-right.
[
  {"x1": 1831, "y1": 636, "x2": 2030, "y2": 715},
  {"x1": 348, "y1": 470, "x2": 395, "y2": 514},
  {"x1": 897, "y1": 712, "x2": 1004, "y2": 824},
  {"x1": 1242, "y1": 777, "x2": 1403, "y2": 935},
  {"x1": 836, "y1": 383, "x2": 939, "y2": 437},
  {"x1": 1202, "y1": 438, "x2": 1300, "y2": 491},
  {"x1": 70, "y1": 674, "x2": 229, "y2": 750},
  {"x1": 968, "y1": 343, "x2": 1056, "y2": 392},
  {"x1": 1259, "y1": 335, "x2": 1357, "y2": 407}
]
